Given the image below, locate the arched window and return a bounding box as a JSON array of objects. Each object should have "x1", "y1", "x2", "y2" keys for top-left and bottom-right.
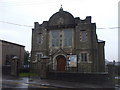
[
  {"x1": 80, "y1": 30, "x2": 87, "y2": 42},
  {"x1": 51, "y1": 30, "x2": 60, "y2": 47},
  {"x1": 63, "y1": 29, "x2": 72, "y2": 46}
]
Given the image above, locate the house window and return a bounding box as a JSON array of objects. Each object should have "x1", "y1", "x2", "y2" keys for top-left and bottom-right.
[
  {"x1": 79, "y1": 53, "x2": 89, "y2": 62},
  {"x1": 51, "y1": 30, "x2": 60, "y2": 47},
  {"x1": 80, "y1": 31, "x2": 87, "y2": 42},
  {"x1": 6, "y1": 55, "x2": 15, "y2": 65},
  {"x1": 64, "y1": 30, "x2": 72, "y2": 46}
]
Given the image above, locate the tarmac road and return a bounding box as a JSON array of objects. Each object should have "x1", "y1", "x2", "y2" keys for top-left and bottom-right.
[{"x1": 2, "y1": 75, "x2": 118, "y2": 90}]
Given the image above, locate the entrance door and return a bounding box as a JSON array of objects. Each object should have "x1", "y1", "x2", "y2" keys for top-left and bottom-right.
[{"x1": 56, "y1": 55, "x2": 66, "y2": 72}]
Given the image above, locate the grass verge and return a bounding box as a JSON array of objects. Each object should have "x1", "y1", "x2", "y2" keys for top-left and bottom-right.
[{"x1": 19, "y1": 72, "x2": 38, "y2": 77}]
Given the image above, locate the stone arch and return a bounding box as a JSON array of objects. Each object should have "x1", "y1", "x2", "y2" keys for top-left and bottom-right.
[{"x1": 53, "y1": 54, "x2": 66, "y2": 71}]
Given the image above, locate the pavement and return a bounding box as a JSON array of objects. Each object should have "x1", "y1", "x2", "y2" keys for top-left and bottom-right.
[{"x1": 1, "y1": 75, "x2": 119, "y2": 89}]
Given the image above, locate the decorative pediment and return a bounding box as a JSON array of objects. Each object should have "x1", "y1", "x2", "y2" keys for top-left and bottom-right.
[{"x1": 50, "y1": 48, "x2": 68, "y2": 56}]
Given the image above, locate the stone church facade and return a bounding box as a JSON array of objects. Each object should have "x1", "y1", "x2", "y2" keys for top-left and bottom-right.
[{"x1": 31, "y1": 7, "x2": 105, "y2": 73}]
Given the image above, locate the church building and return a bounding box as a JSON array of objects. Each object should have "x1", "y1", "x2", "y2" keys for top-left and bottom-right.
[{"x1": 31, "y1": 7, "x2": 105, "y2": 73}]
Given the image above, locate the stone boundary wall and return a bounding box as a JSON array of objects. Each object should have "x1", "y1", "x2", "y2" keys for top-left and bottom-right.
[
  {"x1": 2, "y1": 65, "x2": 11, "y2": 75},
  {"x1": 47, "y1": 72, "x2": 114, "y2": 88}
]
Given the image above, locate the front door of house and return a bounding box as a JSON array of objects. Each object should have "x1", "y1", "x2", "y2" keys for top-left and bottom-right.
[{"x1": 56, "y1": 55, "x2": 66, "y2": 72}]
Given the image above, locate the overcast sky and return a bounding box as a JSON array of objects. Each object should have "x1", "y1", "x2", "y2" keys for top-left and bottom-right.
[{"x1": 0, "y1": 0, "x2": 119, "y2": 61}]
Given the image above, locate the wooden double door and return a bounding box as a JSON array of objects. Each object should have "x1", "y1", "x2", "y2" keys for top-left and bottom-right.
[{"x1": 56, "y1": 55, "x2": 66, "y2": 72}]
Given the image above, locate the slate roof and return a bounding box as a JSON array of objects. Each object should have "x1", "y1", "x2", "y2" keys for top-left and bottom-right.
[{"x1": 0, "y1": 39, "x2": 25, "y2": 47}]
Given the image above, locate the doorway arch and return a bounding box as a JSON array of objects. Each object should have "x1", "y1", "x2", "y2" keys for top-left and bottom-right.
[{"x1": 56, "y1": 55, "x2": 66, "y2": 72}]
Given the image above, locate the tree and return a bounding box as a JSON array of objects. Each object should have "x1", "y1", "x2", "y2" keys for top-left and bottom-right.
[{"x1": 24, "y1": 51, "x2": 29, "y2": 65}]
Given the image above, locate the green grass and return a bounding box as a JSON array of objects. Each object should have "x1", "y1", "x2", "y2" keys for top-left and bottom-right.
[{"x1": 19, "y1": 72, "x2": 38, "y2": 77}]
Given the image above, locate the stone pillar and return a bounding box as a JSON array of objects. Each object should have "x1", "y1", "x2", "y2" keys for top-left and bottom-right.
[
  {"x1": 11, "y1": 56, "x2": 19, "y2": 77},
  {"x1": 40, "y1": 56, "x2": 49, "y2": 79}
]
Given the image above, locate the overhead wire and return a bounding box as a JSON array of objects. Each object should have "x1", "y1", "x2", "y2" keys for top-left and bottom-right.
[
  {"x1": 97, "y1": 27, "x2": 120, "y2": 29},
  {"x1": 0, "y1": 20, "x2": 119, "y2": 29},
  {"x1": 0, "y1": 21, "x2": 33, "y2": 27}
]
